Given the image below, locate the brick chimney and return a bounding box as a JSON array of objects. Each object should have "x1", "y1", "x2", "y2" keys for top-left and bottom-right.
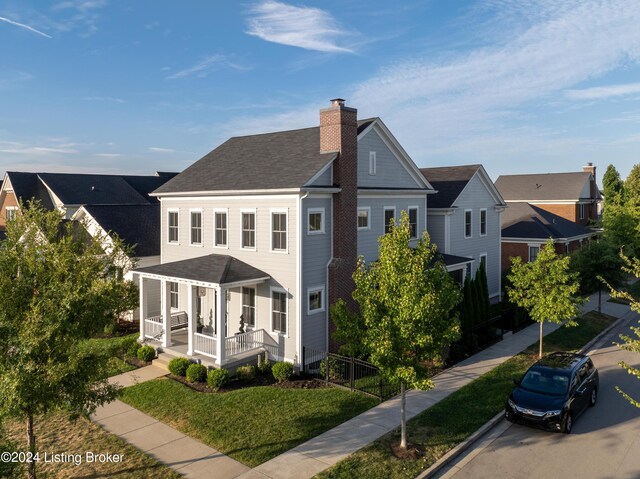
[
  {"x1": 583, "y1": 162, "x2": 597, "y2": 220},
  {"x1": 320, "y1": 99, "x2": 358, "y2": 352}
]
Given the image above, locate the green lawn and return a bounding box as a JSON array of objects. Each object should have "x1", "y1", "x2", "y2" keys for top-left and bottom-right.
[
  {"x1": 315, "y1": 311, "x2": 617, "y2": 479},
  {"x1": 83, "y1": 333, "x2": 139, "y2": 377},
  {"x1": 120, "y1": 379, "x2": 378, "y2": 467}
]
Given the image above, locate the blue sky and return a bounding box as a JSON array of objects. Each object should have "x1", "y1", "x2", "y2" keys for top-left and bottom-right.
[{"x1": 1, "y1": 0, "x2": 640, "y2": 182}]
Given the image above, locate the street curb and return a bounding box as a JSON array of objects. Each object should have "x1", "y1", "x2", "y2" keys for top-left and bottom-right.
[{"x1": 415, "y1": 308, "x2": 631, "y2": 479}]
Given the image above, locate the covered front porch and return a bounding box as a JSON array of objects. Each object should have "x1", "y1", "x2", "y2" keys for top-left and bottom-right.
[{"x1": 135, "y1": 254, "x2": 282, "y2": 366}]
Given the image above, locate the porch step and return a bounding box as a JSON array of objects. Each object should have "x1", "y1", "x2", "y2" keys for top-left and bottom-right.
[{"x1": 152, "y1": 349, "x2": 184, "y2": 371}]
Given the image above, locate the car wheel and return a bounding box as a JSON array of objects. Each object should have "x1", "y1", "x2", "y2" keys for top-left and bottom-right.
[
  {"x1": 589, "y1": 388, "x2": 597, "y2": 407},
  {"x1": 562, "y1": 412, "x2": 573, "y2": 434}
]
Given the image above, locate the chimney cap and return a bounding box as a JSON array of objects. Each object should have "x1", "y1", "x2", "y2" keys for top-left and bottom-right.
[
  {"x1": 586, "y1": 162, "x2": 593, "y2": 167},
  {"x1": 330, "y1": 98, "x2": 346, "y2": 107}
]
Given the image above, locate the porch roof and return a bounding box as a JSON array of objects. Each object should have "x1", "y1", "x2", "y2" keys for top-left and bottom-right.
[{"x1": 134, "y1": 254, "x2": 270, "y2": 287}]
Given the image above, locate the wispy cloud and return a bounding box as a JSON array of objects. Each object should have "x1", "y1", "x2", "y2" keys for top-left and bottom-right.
[
  {"x1": 49, "y1": 0, "x2": 107, "y2": 36},
  {"x1": 94, "y1": 153, "x2": 122, "y2": 157},
  {"x1": 565, "y1": 82, "x2": 640, "y2": 100},
  {"x1": 0, "y1": 15, "x2": 52, "y2": 38},
  {"x1": 166, "y1": 54, "x2": 250, "y2": 80},
  {"x1": 0, "y1": 140, "x2": 78, "y2": 155},
  {"x1": 148, "y1": 147, "x2": 176, "y2": 153},
  {"x1": 81, "y1": 96, "x2": 125, "y2": 103},
  {"x1": 245, "y1": 1, "x2": 353, "y2": 53}
]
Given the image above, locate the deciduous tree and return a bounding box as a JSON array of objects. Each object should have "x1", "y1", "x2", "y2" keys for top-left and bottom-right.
[
  {"x1": 507, "y1": 240, "x2": 582, "y2": 358},
  {"x1": 602, "y1": 164, "x2": 624, "y2": 205},
  {"x1": 0, "y1": 205, "x2": 138, "y2": 479}
]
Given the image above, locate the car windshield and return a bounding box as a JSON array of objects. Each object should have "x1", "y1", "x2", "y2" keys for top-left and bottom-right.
[{"x1": 520, "y1": 369, "x2": 569, "y2": 395}]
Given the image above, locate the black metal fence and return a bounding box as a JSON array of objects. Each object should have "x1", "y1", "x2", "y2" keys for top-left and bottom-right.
[
  {"x1": 301, "y1": 347, "x2": 400, "y2": 401},
  {"x1": 447, "y1": 315, "x2": 506, "y2": 365}
]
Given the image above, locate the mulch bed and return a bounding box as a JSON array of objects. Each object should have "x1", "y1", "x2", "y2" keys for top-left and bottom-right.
[
  {"x1": 390, "y1": 442, "x2": 426, "y2": 460},
  {"x1": 167, "y1": 373, "x2": 330, "y2": 393}
]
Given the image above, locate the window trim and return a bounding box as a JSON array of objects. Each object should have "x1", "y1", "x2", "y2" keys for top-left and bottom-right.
[
  {"x1": 270, "y1": 287, "x2": 288, "y2": 336},
  {"x1": 241, "y1": 286, "x2": 257, "y2": 329},
  {"x1": 578, "y1": 203, "x2": 585, "y2": 220},
  {"x1": 307, "y1": 207, "x2": 325, "y2": 235},
  {"x1": 369, "y1": 151, "x2": 377, "y2": 175},
  {"x1": 169, "y1": 282, "x2": 179, "y2": 310},
  {"x1": 464, "y1": 209, "x2": 472, "y2": 239},
  {"x1": 408, "y1": 206, "x2": 419, "y2": 239},
  {"x1": 213, "y1": 208, "x2": 229, "y2": 249},
  {"x1": 167, "y1": 208, "x2": 179, "y2": 245},
  {"x1": 528, "y1": 244, "x2": 541, "y2": 262},
  {"x1": 479, "y1": 208, "x2": 487, "y2": 237},
  {"x1": 270, "y1": 208, "x2": 289, "y2": 254},
  {"x1": 357, "y1": 206, "x2": 370, "y2": 231},
  {"x1": 479, "y1": 253, "x2": 487, "y2": 272},
  {"x1": 383, "y1": 207, "x2": 396, "y2": 235},
  {"x1": 240, "y1": 208, "x2": 257, "y2": 251},
  {"x1": 307, "y1": 285, "x2": 325, "y2": 315},
  {"x1": 189, "y1": 208, "x2": 204, "y2": 247}
]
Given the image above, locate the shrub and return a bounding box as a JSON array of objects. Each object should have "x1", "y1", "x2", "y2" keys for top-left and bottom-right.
[
  {"x1": 168, "y1": 357, "x2": 191, "y2": 377},
  {"x1": 272, "y1": 362, "x2": 294, "y2": 383},
  {"x1": 207, "y1": 368, "x2": 229, "y2": 390},
  {"x1": 236, "y1": 364, "x2": 256, "y2": 381},
  {"x1": 137, "y1": 345, "x2": 156, "y2": 362},
  {"x1": 257, "y1": 358, "x2": 272, "y2": 375},
  {"x1": 186, "y1": 363, "x2": 207, "y2": 383},
  {"x1": 123, "y1": 337, "x2": 141, "y2": 359}
]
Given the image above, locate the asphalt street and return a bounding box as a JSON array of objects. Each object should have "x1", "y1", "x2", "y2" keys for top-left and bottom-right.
[{"x1": 436, "y1": 309, "x2": 640, "y2": 479}]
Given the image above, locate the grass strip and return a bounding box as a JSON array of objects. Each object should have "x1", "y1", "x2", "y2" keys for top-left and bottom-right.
[
  {"x1": 120, "y1": 379, "x2": 378, "y2": 467},
  {"x1": 315, "y1": 310, "x2": 616, "y2": 479}
]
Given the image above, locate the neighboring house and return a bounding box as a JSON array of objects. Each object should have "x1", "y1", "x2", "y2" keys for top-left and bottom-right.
[
  {"x1": 135, "y1": 99, "x2": 452, "y2": 369},
  {"x1": 420, "y1": 165, "x2": 507, "y2": 301},
  {"x1": 495, "y1": 163, "x2": 601, "y2": 226},
  {"x1": 500, "y1": 203, "x2": 596, "y2": 271}
]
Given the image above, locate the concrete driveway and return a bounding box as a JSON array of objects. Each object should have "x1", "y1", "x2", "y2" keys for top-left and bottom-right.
[{"x1": 436, "y1": 310, "x2": 640, "y2": 479}]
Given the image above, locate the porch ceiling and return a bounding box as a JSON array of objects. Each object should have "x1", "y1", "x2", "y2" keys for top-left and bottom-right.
[{"x1": 134, "y1": 254, "x2": 270, "y2": 287}]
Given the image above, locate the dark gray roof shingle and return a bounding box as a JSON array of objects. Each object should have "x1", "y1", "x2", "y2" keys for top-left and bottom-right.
[
  {"x1": 420, "y1": 165, "x2": 481, "y2": 208},
  {"x1": 6, "y1": 172, "x2": 54, "y2": 210},
  {"x1": 495, "y1": 172, "x2": 591, "y2": 201},
  {"x1": 502, "y1": 203, "x2": 595, "y2": 240},
  {"x1": 135, "y1": 254, "x2": 270, "y2": 285},
  {"x1": 37, "y1": 173, "x2": 149, "y2": 205}
]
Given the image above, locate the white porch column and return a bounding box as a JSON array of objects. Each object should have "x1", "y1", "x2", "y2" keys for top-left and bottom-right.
[
  {"x1": 138, "y1": 276, "x2": 147, "y2": 342},
  {"x1": 161, "y1": 279, "x2": 172, "y2": 347},
  {"x1": 187, "y1": 285, "x2": 195, "y2": 355},
  {"x1": 215, "y1": 286, "x2": 226, "y2": 365}
]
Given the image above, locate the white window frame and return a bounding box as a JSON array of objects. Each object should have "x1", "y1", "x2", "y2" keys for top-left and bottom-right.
[
  {"x1": 479, "y1": 208, "x2": 487, "y2": 237},
  {"x1": 408, "y1": 206, "x2": 419, "y2": 239},
  {"x1": 213, "y1": 208, "x2": 228, "y2": 249},
  {"x1": 307, "y1": 285, "x2": 325, "y2": 315},
  {"x1": 383, "y1": 207, "x2": 395, "y2": 234},
  {"x1": 307, "y1": 208, "x2": 325, "y2": 235},
  {"x1": 369, "y1": 151, "x2": 377, "y2": 175},
  {"x1": 169, "y1": 282, "x2": 179, "y2": 310},
  {"x1": 240, "y1": 208, "x2": 257, "y2": 250},
  {"x1": 270, "y1": 287, "x2": 288, "y2": 336},
  {"x1": 578, "y1": 203, "x2": 585, "y2": 220},
  {"x1": 528, "y1": 244, "x2": 541, "y2": 262},
  {"x1": 190, "y1": 208, "x2": 203, "y2": 246},
  {"x1": 241, "y1": 286, "x2": 257, "y2": 329},
  {"x1": 479, "y1": 253, "x2": 487, "y2": 271},
  {"x1": 167, "y1": 208, "x2": 179, "y2": 244},
  {"x1": 357, "y1": 206, "x2": 370, "y2": 230},
  {"x1": 5, "y1": 206, "x2": 18, "y2": 221},
  {"x1": 464, "y1": 209, "x2": 472, "y2": 239},
  {"x1": 270, "y1": 208, "x2": 289, "y2": 254}
]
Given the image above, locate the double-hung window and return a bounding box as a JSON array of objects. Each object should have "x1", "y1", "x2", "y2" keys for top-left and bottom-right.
[
  {"x1": 408, "y1": 207, "x2": 418, "y2": 239},
  {"x1": 214, "y1": 211, "x2": 227, "y2": 247},
  {"x1": 242, "y1": 287, "x2": 256, "y2": 328},
  {"x1": 272, "y1": 290, "x2": 287, "y2": 334},
  {"x1": 464, "y1": 210, "x2": 472, "y2": 238},
  {"x1": 529, "y1": 245, "x2": 540, "y2": 262},
  {"x1": 169, "y1": 282, "x2": 179, "y2": 309},
  {"x1": 168, "y1": 210, "x2": 179, "y2": 243},
  {"x1": 271, "y1": 211, "x2": 287, "y2": 252},
  {"x1": 384, "y1": 207, "x2": 395, "y2": 234},
  {"x1": 190, "y1": 210, "x2": 202, "y2": 245},
  {"x1": 242, "y1": 211, "x2": 256, "y2": 249},
  {"x1": 357, "y1": 207, "x2": 370, "y2": 230},
  {"x1": 480, "y1": 209, "x2": 487, "y2": 236}
]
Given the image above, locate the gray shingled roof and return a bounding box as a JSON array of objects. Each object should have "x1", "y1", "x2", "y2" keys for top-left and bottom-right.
[
  {"x1": 6, "y1": 172, "x2": 55, "y2": 210},
  {"x1": 84, "y1": 204, "x2": 160, "y2": 257},
  {"x1": 502, "y1": 203, "x2": 595, "y2": 240},
  {"x1": 38, "y1": 173, "x2": 150, "y2": 205},
  {"x1": 135, "y1": 254, "x2": 270, "y2": 285},
  {"x1": 420, "y1": 165, "x2": 481, "y2": 208},
  {"x1": 154, "y1": 119, "x2": 377, "y2": 195},
  {"x1": 495, "y1": 172, "x2": 592, "y2": 201}
]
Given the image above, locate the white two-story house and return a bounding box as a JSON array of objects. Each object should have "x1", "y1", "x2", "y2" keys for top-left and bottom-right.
[{"x1": 136, "y1": 99, "x2": 476, "y2": 369}]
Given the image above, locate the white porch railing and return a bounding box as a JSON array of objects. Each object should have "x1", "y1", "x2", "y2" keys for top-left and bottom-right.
[
  {"x1": 225, "y1": 329, "x2": 280, "y2": 358},
  {"x1": 194, "y1": 333, "x2": 217, "y2": 359},
  {"x1": 144, "y1": 315, "x2": 163, "y2": 340}
]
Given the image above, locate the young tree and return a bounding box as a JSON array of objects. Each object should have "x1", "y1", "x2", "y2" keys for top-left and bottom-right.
[
  {"x1": 602, "y1": 164, "x2": 624, "y2": 205},
  {"x1": 507, "y1": 240, "x2": 582, "y2": 358},
  {"x1": 332, "y1": 211, "x2": 461, "y2": 451},
  {"x1": 0, "y1": 205, "x2": 138, "y2": 479},
  {"x1": 625, "y1": 164, "x2": 640, "y2": 207},
  {"x1": 603, "y1": 201, "x2": 640, "y2": 257}
]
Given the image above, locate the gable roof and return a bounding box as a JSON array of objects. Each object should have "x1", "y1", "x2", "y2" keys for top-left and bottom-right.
[
  {"x1": 420, "y1": 165, "x2": 482, "y2": 208},
  {"x1": 82, "y1": 204, "x2": 160, "y2": 257},
  {"x1": 502, "y1": 203, "x2": 595, "y2": 240},
  {"x1": 135, "y1": 254, "x2": 270, "y2": 286},
  {"x1": 5, "y1": 172, "x2": 55, "y2": 210},
  {"x1": 495, "y1": 172, "x2": 592, "y2": 201}
]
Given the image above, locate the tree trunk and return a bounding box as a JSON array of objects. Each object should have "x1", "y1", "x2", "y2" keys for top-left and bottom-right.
[
  {"x1": 400, "y1": 382, "x2": 407, "y2": 450},
  {"x1": 539, "y1": 321, "x2": 543, "y2": 359},
  {"x1": 27, "y1": 412, "x2": 36, "y2": 479},
  {"x1": 598, "y1": 289, "x2": 602, "y2": 313}
]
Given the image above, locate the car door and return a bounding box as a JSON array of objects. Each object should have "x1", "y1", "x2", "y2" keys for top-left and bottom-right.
[{"x1": 573, "y1": 363, "x2": 590, "y2": 413}]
